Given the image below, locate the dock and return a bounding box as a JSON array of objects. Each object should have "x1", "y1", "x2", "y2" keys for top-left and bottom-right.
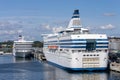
[
  {"x1": 110, "y1": 62, "x2": 120, "y2": 72},
  {"x1": 34, "y1": 52, "x2": 46, "y2": 61},
  {"x1": 32, "y1": 48, "x2": 46, "y2": 61}
]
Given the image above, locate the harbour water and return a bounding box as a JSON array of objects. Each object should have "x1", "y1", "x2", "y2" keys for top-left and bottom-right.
[{"x1": 0, "y1": 54, "x2": 120, "y2": 80}]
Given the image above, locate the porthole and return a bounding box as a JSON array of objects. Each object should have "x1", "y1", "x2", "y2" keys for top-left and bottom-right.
[
  {"x1": 83, "y1": 55, "x2": 85, "y2": 56},
  {"x1": 78, "y1": 50, "x2": 81, "y2": 52}
]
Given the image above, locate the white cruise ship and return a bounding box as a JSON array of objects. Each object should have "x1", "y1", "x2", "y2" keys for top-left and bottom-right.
[
  {"x1": 43, "y1": 10, "x2": 109, "y2": 71},
  {"x1": 13, "y1": 35, "x2": 33, "y2": 58}
]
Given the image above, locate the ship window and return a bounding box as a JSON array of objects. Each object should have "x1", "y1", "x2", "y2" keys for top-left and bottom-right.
[
  {"x1": 66, "y1": 49, "x2": 69, "y2": 52},
  {"x1": 78, "y1": 50, "x2": 81, "y2": 52},
  {"x1": 97, "y1": 50, "x2": 101, "y2": 52},
  {"x1": 81, "y1": 50, "x2": 85, "y2": 52},
  {"x1": 72, "y1": 50, "x2": 74, "y2": 53},
  {"x1": 105, "y1": 49, "x2": 108, "y2": 52},
  {"x1": 86, "y1": 39, "x2": 96, "y2": 51},
  {"x1": 83, "y1": 30, "x2": 89, "y2": 34},
  {"x1": 97, "y1": 54, "x2": 99, "y2": 56},
  {"x1": 60, "y1": 49, "x2": 62, "y2": 51}
]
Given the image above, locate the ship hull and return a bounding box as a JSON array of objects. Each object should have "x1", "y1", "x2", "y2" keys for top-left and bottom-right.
[
  {"x1": 48, "y1": 61, "x2": 107, "y2": 71},
  {"x1": 12, "y1": 36, "x2": 33, "y2": 58},
  {"x1": 43, "y1": 50, "x2": 108, "y2": 71},
  {"x1": 13, "y1": 49, "x2": 33, "y2": 58},
  {"x1": 13, "y1": 52, "x2": 33, "y2": 58}
]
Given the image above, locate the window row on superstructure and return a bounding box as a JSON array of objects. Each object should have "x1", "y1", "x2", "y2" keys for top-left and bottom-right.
[
  {"x1": 45, "y1": 39, "x2": 108, "y2": 42},
  {"x1": 44, "y1": 38, "x2": 109, "y2": 52},
  {"x1": 44, "y1": 42, "x2": 108, "y2": 45},
  {"x1": 45, "y1": 48, "x2": 107, "y2": 54}
]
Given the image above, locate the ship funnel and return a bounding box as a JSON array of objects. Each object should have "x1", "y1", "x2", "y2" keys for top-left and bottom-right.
[
  {"x1": 68, "y1": 9, "x2": 82, "y2": 28},
  {"x1": 72, "y1": 9, "x2": 79, "y2": 18},
  {"x1": 18, "y1": 35, "x2": 24, "y2": 41}
]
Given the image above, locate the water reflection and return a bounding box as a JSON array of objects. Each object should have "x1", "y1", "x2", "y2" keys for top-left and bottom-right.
[
  {"x1": 43, "y1": 63, "x2": 108, "y2": 80},
  {"x1": 0, "y1": 54, "x2": 15, "y2": 64},
  {"x1": 13, "y1": 57, "x2": 33, "y2": 63},
  {"x1": 109, "y1": 71, "x2": 120, "y2": 80},
  {"x1": 13, "y1": 57, "x2": 109, "y2": 80},
  {"x1": 0, "y1": 54, "x2": 120, "y2": 80}
]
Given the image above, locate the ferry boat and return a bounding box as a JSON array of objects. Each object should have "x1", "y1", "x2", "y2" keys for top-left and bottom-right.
[
  {"x1": 13, "y1": 35, "x2": 33, "y2": 58},
  {"x1": 43, "y1": 10, "x2": 109, "y2": 71}
]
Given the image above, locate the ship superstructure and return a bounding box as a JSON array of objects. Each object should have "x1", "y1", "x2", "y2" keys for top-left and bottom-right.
[
  {"x1": 43, "y1": 10, "x2": 109, "y2": 71},
  {"x1": 13, "y1": 35, "x2": 33, "y2": 58}
]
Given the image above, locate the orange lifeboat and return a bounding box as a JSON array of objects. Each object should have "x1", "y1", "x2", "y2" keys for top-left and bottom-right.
[{"x1": 48, "y1": 45, "x2": 58, "y2": 49}]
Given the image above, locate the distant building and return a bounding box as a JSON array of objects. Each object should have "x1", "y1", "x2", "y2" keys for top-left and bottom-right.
[
  {"x1": 1, "y1": 44, "x2": 7, "y2": 47},
  {"x1": 109, "y1": 37, "x2": 120, "y2": 53},
  {"x1": 0, "y1": 51, "x2": 4, "y2": 55}
]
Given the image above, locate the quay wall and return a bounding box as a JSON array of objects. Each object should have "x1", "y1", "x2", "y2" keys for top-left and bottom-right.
[{"x1": 110, "y1": 62, "x2": 120, "y2": 72}]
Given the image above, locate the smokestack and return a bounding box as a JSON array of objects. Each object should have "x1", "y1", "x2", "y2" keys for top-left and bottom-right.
[
  {"x1": 68, "y1": 9, "x2": 81, "y2": 28},
  {"x1": 72, "y1": 9, "x2": 80, "y2": 18}
]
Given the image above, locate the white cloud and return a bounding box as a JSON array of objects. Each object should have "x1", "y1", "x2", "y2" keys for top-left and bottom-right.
[
  {"x1": 85, "y1": 26, "x2": 92, "y2": 30},
  {"x1": 0, "y1": 16, "x2": 67, "y2": 41},
  {"x1": 52, "y1": 26, "x2": 64, "y2": 33},
  {"x1": 44, "y1": 25, "x2": 51, "y2": 30},
  {"x1": 100, "y1": 24, "x2": 115, "y2": 30},
  {"x1": 0, "y1": 29, "x2": 23, "y2": 35},
  {"x1": 0, "y1": 16, "x2": 51, "y2": 41},
  {"x1": 17, "y1": 30, "x2": 23, "y2": 33},
  {"x1": 0, "y1": 30, "x2": 14, "y2": 35},
  {"x1": 103, "y1": 13, "x2": 116, "y2": 16}
]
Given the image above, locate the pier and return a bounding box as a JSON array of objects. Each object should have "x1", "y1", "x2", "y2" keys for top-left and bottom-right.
[
  {"x1": 110, "y1": 62, "x2": 120, "y2": 72},
  {"x1": 109, "y1": 37, "x2": 120, "y2": 72},
  {"x1": 32, "y1": 48, "x2": 46, "y2": 61}
]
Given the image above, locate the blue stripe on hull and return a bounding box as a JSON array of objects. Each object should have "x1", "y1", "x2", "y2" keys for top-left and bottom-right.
[
  {"x1": 47, "y1": 61, "x2": 107, "y2": 71},
  {"x1": 60, "y1": 46, "x2": 86, "y2": 48},
  {"x1": 60, "y1": 46, "x2": 108, "y2": 48}
]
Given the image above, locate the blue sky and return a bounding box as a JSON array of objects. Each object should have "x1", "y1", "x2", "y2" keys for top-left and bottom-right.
[{"x1": 0, "y1": 0, "x2": 120, "y2": 41}]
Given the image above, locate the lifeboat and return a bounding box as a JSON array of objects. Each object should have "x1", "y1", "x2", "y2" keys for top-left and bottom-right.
[{"x1": 48, "y1": 45, "x2": 58, "y2": 49}]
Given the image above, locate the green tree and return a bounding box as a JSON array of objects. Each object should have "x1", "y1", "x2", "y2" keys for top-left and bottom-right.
[{"x1": 32, "y1": 41, "x2": 43, "y2": 48}]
